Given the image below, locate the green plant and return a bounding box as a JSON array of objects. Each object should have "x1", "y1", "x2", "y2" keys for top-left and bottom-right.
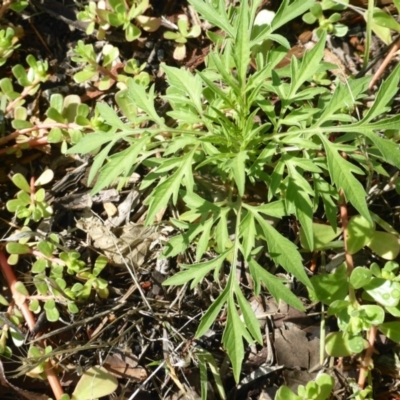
[
  {"x1": 163, "y1": 14, "x2": 201, "y2": 60},
  {"x1": 4, "y1": 171, "x2": 109, "y2": 324},
  {"x1": 57, "y1": 2, "x2": 400, "y2": 389},
  {"x1": 275, "y1": 373, "x2": 334, "y2": 400},
  {"x1": 5, "y1": 237, "x2": 109, "y2": 320},
  {"x1": 66, "y1": 0, "x2": 400, "y2": 382},
  {"x1": 365, "y1": 0, "x2": 400, "y2": 46},
  {"x1": 72, "y1": 255, "x2": 110, "y2": 300},
  {"x1": 44, "y1": 93, "x2": 108, "y2": 153},
  {"x1": 77, "y1": 0, "x2": 109, "y2": 39},
  {"x1": 79, "y1": 0, "x2": 160, "y2": 42},
  {"x1": 6, "y1": 171, "x2": 54, "y2": 225},
  {"x1": 0, "y1": 54, "x2": 49, "y2": 113},
  {"x1": 311, "y1": 259, "x2": 400, "y2": 358},
  {"x1": 116, "y1": 58, "x2": 152, "y2": 88},
  {"x1": 7, "y1": 0, "x2": 28, "y2": 13},
  {"x1": 0, "y1": 27, "x2": 20, "y2": 66},
  {"x1": 71, "y1": 40, "x2": 152, "y2": 93},
  {"x1": 25, "y1": 345, "x2": 53, "y2": 380},
  {"x1": 302, "y1": 0, "x2": 349, "y2": 37},
  {"x1": 71, "y1": 41, "x2": 120, "y2": 91}
]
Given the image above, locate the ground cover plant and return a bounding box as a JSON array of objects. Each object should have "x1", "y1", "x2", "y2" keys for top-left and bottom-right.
[{"x1": 1, "y1": 0, "x2": 400, "y2": 399}]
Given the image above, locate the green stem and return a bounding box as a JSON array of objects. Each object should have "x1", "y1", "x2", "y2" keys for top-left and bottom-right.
[
  {"x1": 363, "y1": 0, "x2": 374, "y2": 69},
  {"x1": 228, "y1": 199, "x2": 243, "y2": 288}
]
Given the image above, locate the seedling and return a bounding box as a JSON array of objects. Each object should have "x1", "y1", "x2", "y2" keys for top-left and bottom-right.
[
  {"x1": 6, "y1": 171, "x2": 54, "y2": 225},
  {"x1": 0, "y1": 27, "x2": 20, "y2": 66},
  {"x1": 44, "y1": 94, "x2": 100, "y2": 152},
  {"x1": 0, "y1": 55, "x2": 49, "y2": 113},
  {"x1": 73, "y1": 255, "x2": 110, "y2": 300},
  {"x1": 302, "y1": 0, "x2": 349, "y2": 37},
  {"x1": 116, "y1": 59, "x2": 152, "y2": 89},
  {"x1": 71, "y1": 41, "x2": 120, "y2": 91},
  {"x1": 163, "y1": 15, "x2": 201, "y2": 60},
  {"x1": 275, "y1": 373, "x2": 334, "y2": 400},
  {"x1": 95, "y1": 0, "x2": 160, "y2": 42},
  {"x1": 77, "y1": 0, "x2": 109, "y2": 39}
]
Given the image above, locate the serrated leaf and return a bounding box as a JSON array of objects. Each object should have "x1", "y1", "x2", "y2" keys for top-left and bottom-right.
[
  {"x1": 196, "y1": 217, "x2": 214, "y2": 261},
  {"x1": 96, "y1": 102, "x2": 127, "y2": 130},
  {"x1": 235, "y1": 283, "x2": 262, "y2": 344},
  {"x1": 335, "y1": 115, "x2": 400, "y2": 135},
  {"x1": 252, "y1": 0, "x2": 314, "y2": 47},
  {"x1": 254, "y1": 200, "x2": 286, "y2": 218},
  {"x1": 162, "y1": 65, "x2": 203, "y2": 115},
  {"x1": 162, "y1": 223, "x2": 204, "y2": 258},
  {"x1": 67, "y1": 129, "x2": 122, "y2": 155},
  {"x1": 286, "y1": 173, "x2": 314, "y2": 250},
  {"x1": 91, "y1": 135, "x2": 149, "y2": 195},
  {"x1": 127, "y1": 80, "x2": 165, "y2": 125},
  {"x1": 146, "y1": 149, "x2": 196, "y2": 224},
  {"x1": 234, "y1": 0, "x2": 250, "y2": 88},
  {"x1": 188, "y1": 0, "x2": 234, "y2": 38},
  {"x1": 287, "y1": 31, "x2": 326, "y2": 98},
  {"x1": 196, "y1": 286, "x2": 229, "y2": 337},
  {"x1": 88, "y1": 141, "x2": 115, "y2": 186},
  {"x1": 249, "y1": 207, "x2": 311, "y2": 287},
  {"x1": 214, "y1": 208, "x2": 231, "y2": 253},
  {"x1": 248, "y1": 258, "x2": 305, "y2": 310},
  {"x1": 316, "y1": 77, "x2": 370, "y2": 126},
  {"x1": 363, "y1": 64, "x2": 400, "y2": 122},
  {"x1": 231, "y1": 151, "x2": 247, "y2": 197},
  {"x1": 318, "y1": 134, "x2": 372, "y2": 224},
  {"x1": 163, "y1": 250, "x2": 231, "y2": 288},
  {"x1": 198, "y1": 71, "x2": 235, "y2": 109},
  {"x1": 207, "y1": 50, "x2": 240, "y2": 94},
  {"x1": 361, "y1": 130, "x2": 400, "y2": 169},
  {"x1": 222, "y1": 297, "x2": 246, "y2": 382},
  {"x1": 240, "y1": 212, "x2": 256, "y2": 259}
]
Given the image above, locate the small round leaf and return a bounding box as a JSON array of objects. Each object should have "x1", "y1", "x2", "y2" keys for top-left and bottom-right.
[
  {"x1": 11, "y1": 173, "x2": 31, "y2": 192},
  {"x1": 6, "y1": 243, "x2": 30, "y2": 255},
  {"x1": 350, "y1": 267, "x2": 372, "y2": 289},
  {"x1": 346, "y1": 215, "x2": 375, "y2": 254},
  {"x1": 325, "y1": 332, "x2": 352, "y2": 357},
  {"x1": 35, "y1": 169, "x2": 54, "y2": 186},
  {"x1": 367, "y1": 231, "x2": 400, "y2": 260},
  {"x1": 71, "y1": 366, "x2": 118, "y2": 400}
]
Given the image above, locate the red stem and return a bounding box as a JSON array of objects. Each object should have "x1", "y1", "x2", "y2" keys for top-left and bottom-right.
[
  {"x1": 0, "y1": 250, "x2": 64, "y2": 399},
  {"x1": 358, "y1": 325, "x2": 378, "y2": 389}
]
